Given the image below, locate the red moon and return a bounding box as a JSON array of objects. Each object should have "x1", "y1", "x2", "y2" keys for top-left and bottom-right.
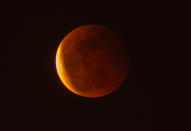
[{"x1": 56, "y1": 25, "x2": 128, "y2": 98}]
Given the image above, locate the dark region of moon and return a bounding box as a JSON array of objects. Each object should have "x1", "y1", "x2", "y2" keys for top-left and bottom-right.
[{"x1": 56, "y1": 24, "x2": 128, "y2": 98}]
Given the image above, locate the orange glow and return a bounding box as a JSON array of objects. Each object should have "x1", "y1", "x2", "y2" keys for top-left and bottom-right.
[
  {"x1": 55, "y1": 25, "x2": 128, "y2": 98},
  {"x1": 55, "y1": 43, "x2": 79, "y2": 96}
]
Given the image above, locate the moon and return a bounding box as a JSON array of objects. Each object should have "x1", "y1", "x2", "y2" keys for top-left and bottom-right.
[{"x1": 56, "y1": 25, "x2": 128, "y2": 98}]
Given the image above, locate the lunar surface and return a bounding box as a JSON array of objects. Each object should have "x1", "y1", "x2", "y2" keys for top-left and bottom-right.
[{"x1": 56, "y1": 25, "x2": 128, "y2": 98}]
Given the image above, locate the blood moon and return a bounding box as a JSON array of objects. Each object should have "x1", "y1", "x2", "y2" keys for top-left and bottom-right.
[{"x1": 56, "y1": 25, "x2": 128, "y2": 98}]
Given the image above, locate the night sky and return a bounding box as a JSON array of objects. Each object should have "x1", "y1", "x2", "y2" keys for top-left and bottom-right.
[{"x1": 2, "y1": 1, "x2": 188, "y2": 130}]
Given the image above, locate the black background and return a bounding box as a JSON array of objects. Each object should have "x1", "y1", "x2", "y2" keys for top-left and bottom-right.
[{"x1": 1, "y1": 1, "x2": 188, "y2": 130}]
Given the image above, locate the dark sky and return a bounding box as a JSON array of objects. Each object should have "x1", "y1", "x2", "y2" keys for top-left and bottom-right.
[{"x1": 1, "y1": 1, "x2": 188, "y2": 130}]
